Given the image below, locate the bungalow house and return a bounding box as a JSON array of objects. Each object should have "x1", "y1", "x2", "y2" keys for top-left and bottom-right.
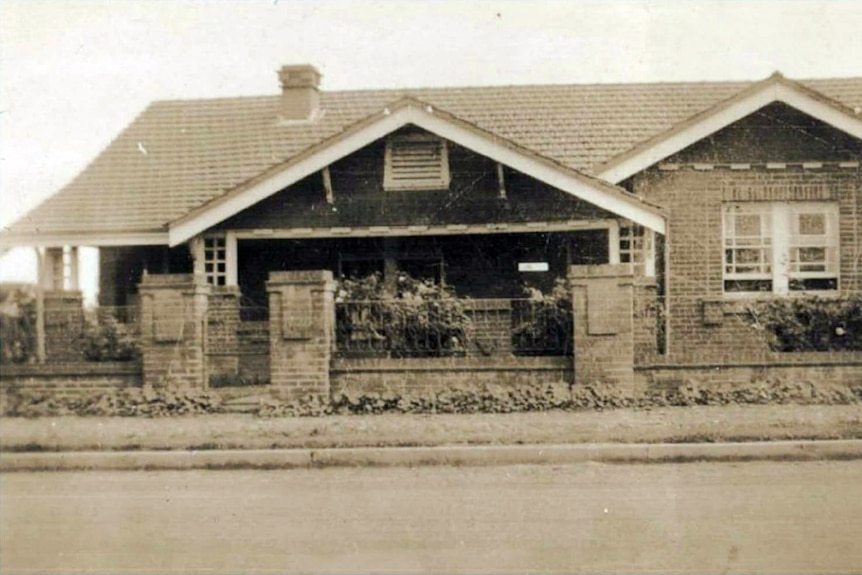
[{"x1": 2, "y1": 65, "x2": 861, "y2": 399}]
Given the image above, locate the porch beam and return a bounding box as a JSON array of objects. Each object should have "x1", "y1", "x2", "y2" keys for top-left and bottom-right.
[{"x1": 232, "y1": 219, "x2": 620, "y2": 241}]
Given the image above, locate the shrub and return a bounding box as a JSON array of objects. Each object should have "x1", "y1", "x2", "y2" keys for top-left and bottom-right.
[
  {"x1": 0, "y1": 285, "x2": 36, "y2": 364},
  {"x1": 80, "y1": 317, "x2": 140, "y2": 361},
  {"x1": 1, "y1": 385, "x2": 222, "y2": 417},
  {"x1": 753, "y1": 295, "x2": 862, "y2": 352},
  {"x1": 512, "y1": 279, "x2": 573, "y2": 356},
  {"x1": 335, "y1": 273, "x2": 472, "y2": 357}
]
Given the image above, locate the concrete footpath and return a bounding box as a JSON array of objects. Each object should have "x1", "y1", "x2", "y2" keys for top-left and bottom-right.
[{"x1": 3, "y1": 439, "x2": 862, "y2": 472}]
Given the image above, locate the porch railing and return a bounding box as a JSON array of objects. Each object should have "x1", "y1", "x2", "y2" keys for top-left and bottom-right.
[{"x1": 335, "y1": 298, "x2": 572, "y2": 358}]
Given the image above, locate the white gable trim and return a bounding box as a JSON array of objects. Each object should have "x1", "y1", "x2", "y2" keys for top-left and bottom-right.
[
  {"x1": 169, "y1": 103, "x2": 665, "y2": 245},
  {"x1": 597, "y1": 81, "x2": 862, "y2": 184}
]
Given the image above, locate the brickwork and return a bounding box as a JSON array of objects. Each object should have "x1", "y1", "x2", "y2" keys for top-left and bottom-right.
[
  {"x1": 237, "y1": 321, "x2": 270, "y2": 382},
  {"x1": 331, "y1": 356, "x2": 572, "y2": 396},
  {"x1": 206, "y1": 286, "x2": 241, "y2": 380},
  {"x1": 43, "y1": 291, "x2": 85, "y2": 361},
  {"x1": 0, "y1": 362, "x2": 142, "y2": 397},
  {"x1": 632, "y1": 163, "x2": 862, "y2": 365},
  {"x1": 138, "y1": 274, "x2": 210, "y2": 388},
  {"x1": 569, "y1": 264, "x2": 635, "y2": 393},
  {"x1": 632, "y1": 279, "x2": 662, "y2": 364},
  {"x1": 267, "y1": 270, "x2": 335, "y2": 399},
  {"x1": 637, "y1": 356, "x2": 862, "y2": 390}
]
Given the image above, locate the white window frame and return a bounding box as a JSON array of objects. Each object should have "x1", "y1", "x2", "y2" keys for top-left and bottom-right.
[
  {"x1": 723, "y1": 202, "x2": 839, "y2": 296},
  {"x1": 619, "y1": 222, "x2": 656, "y2": 277},
  {"x1": 192, "y1": 233, "x2": 237, "y2": 287},
  {"x1": 383, "y1": 134, "x2": 450, "y2": 191}
]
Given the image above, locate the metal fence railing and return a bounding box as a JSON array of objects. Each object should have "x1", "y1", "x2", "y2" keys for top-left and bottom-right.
[{"x1": 335, "y1": 298, "x2": 573, "y2": 358}]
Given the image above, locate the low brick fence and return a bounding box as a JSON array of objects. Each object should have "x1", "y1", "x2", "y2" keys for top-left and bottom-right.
[
  {"x1": 331, "y1": 356, "x2": 573, "y2": 396},
  {"x1": 636, "y1": 352, "x2": 862, "y2": 391},
  {"x1": 0, "y1": 361, "x2": 143, "y2": 396}
]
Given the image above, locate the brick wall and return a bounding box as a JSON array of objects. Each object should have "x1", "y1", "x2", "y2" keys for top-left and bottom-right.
[
  {"x1": 237, "y1": 321, "x2": 270, "y2": 382},
  {"x1": 138, "y1": 274, "x2": 210, "y2": 388},
  {"x1": 267, "y1": 270, "x2": 335, "y2": 399},
  {"x1": 331, "y1": 356, "x2": 572, "y2": 396},
  {"x1": 206, "y1": 287, "x2": 241, "y2": 380},
  {"x1": 570, "y1": 264, "x2": 635, "y2": 392},
  {"x1": 43, "y1": 291, "x2": 85, "y2": 361},
  {"x1": 0, "y1": 361, "x2": 142, "y2": 396},
  {"x1": 632, "y1": 164, "x2": 861, "y2": 365},
  {"x1": 637, "y1": 355, "x2": 862, "y2": 390}
]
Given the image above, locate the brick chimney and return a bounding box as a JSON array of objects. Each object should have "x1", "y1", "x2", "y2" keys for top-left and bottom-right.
[{"x1": 277, "y1": 64, "x2": 322, "y2": 122}]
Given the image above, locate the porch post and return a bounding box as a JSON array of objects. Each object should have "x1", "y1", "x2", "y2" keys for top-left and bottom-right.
[
  {"x1": 569, "y1": 263, "x2": 635, "y2": 394},
  {"x1": 34, "y1": 248, "x2": 46, "y2": 363},
  {"x1": 266, "y1": 270, "x2": 334, "y2": 400}
]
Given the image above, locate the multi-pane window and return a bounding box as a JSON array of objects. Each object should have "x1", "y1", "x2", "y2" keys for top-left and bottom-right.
[
  {"x1": 723, "y1": 202, "x2": 838, "y2": 294},
  {"x1": 203, "y1": 236, "x2": 227, "y2": 286},
  {"x1": 723, "y1": 204, "x2": 773, "y2": 293},
  {"x1": 788, "y1": 206, "x2": 839, "y2": 291},
  {"x1": 383, "y1": 134, "x2": 450, "y2": 191},
  {"x1": 619, "y1": 223, "x2": 655, "y2": 277}
]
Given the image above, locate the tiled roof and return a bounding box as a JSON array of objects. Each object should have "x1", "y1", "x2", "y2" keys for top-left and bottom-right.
[{"x1": 6, "y1": 77, "x2": 862, "y2": 239}]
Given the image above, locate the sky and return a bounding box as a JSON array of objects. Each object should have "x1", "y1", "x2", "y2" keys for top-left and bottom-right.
[{"x1": 1, "y1": 0, "x2": 861, "y2": 299}]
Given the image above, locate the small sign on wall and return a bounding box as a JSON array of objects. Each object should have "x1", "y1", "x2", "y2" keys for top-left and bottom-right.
[{"x1": 518, "y1": 262, "x2": 549, "y2": 272}]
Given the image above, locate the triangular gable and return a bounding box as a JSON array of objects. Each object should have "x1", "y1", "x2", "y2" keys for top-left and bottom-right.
[
  {"x1": 596, "y1": 72, "x2": 862, "y2": 184},
  {"x1": 168, "y1": 97, "x2": 666, "y2": 245}
]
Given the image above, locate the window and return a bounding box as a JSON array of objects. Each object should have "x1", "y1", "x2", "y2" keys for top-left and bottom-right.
[
  {"x1": 723, "y1": 202, "x2": 838, "y2": 294},
  {"x1": 383, "y1": 134, "x2": 450, "y2": 191},
  {"x1": 203, "y1": 236, "x2": 228, "y2": 286},
  {"x1": 619, "y1": 224, "x2": 655, "y2": 276}
]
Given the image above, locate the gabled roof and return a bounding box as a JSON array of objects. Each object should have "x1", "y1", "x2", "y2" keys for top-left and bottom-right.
[
  {"x1": 3, "y1": 74, "x2": 862, "y2": 246},
  {"x1": 595, "y1": 73, "x2": 862, "y2": 182},
  {"x1": 170, "y1": 97, "x2": 667, "y2": 243}
]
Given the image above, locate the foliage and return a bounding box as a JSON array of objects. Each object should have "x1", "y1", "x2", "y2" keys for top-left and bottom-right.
[
  {"x1": 335, "y1": 273, "x2": 472, "y2": 357},
  {"x1": 252, "y1": 377, "x2": 862, "y2": 418},
  {"x1": 1, "y1": 385, "x2": 222, "y2": 417},
  {"x1": 80, "y1": 317, "x2": 140, "y2": 361},
  {"x1": 511, "y1": 279, "x2": 573, "y2": 356},
  {"x1": 752, "y1": 295, "x2": 862, "y2": 352},
  {"x1": 0, "y1": 284, "x2": 37, "y2": 364}
]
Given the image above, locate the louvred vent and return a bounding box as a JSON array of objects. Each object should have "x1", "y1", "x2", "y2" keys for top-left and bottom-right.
[{"x1": 384, "y1": 135, "x2": 450, "y2": 191}]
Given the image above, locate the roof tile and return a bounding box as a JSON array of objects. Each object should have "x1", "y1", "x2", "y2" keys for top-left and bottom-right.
[{"x1": 6, "y1": 77, "x2": 862, "y2": 238}]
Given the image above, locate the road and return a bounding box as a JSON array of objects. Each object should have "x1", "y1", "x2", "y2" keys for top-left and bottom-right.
[{"x1": 2, "y1": 460, "x2": 861, "y2": 574}]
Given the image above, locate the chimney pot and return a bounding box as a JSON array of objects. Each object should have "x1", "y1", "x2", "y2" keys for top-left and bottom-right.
[{"x1": 277, "y1": 64, "x2": 322, "y2": 121}]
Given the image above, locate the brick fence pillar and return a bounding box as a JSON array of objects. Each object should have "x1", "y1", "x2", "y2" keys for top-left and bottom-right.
[
  {"x1": 206, "y1": 286, "x2": 241, "y2": 382},
  {"x1": 43, "y1": 290, "x2": 85, "y2": 361},
  {"x1": 138, "y1": 274, "x2": 210, "y2": 388},
  {"x1": 569, "y1": 264, "x2": 635, "y2": 394},
  {"x1": 267, "y1": 270, "x2": 334, "y2": 400}
]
